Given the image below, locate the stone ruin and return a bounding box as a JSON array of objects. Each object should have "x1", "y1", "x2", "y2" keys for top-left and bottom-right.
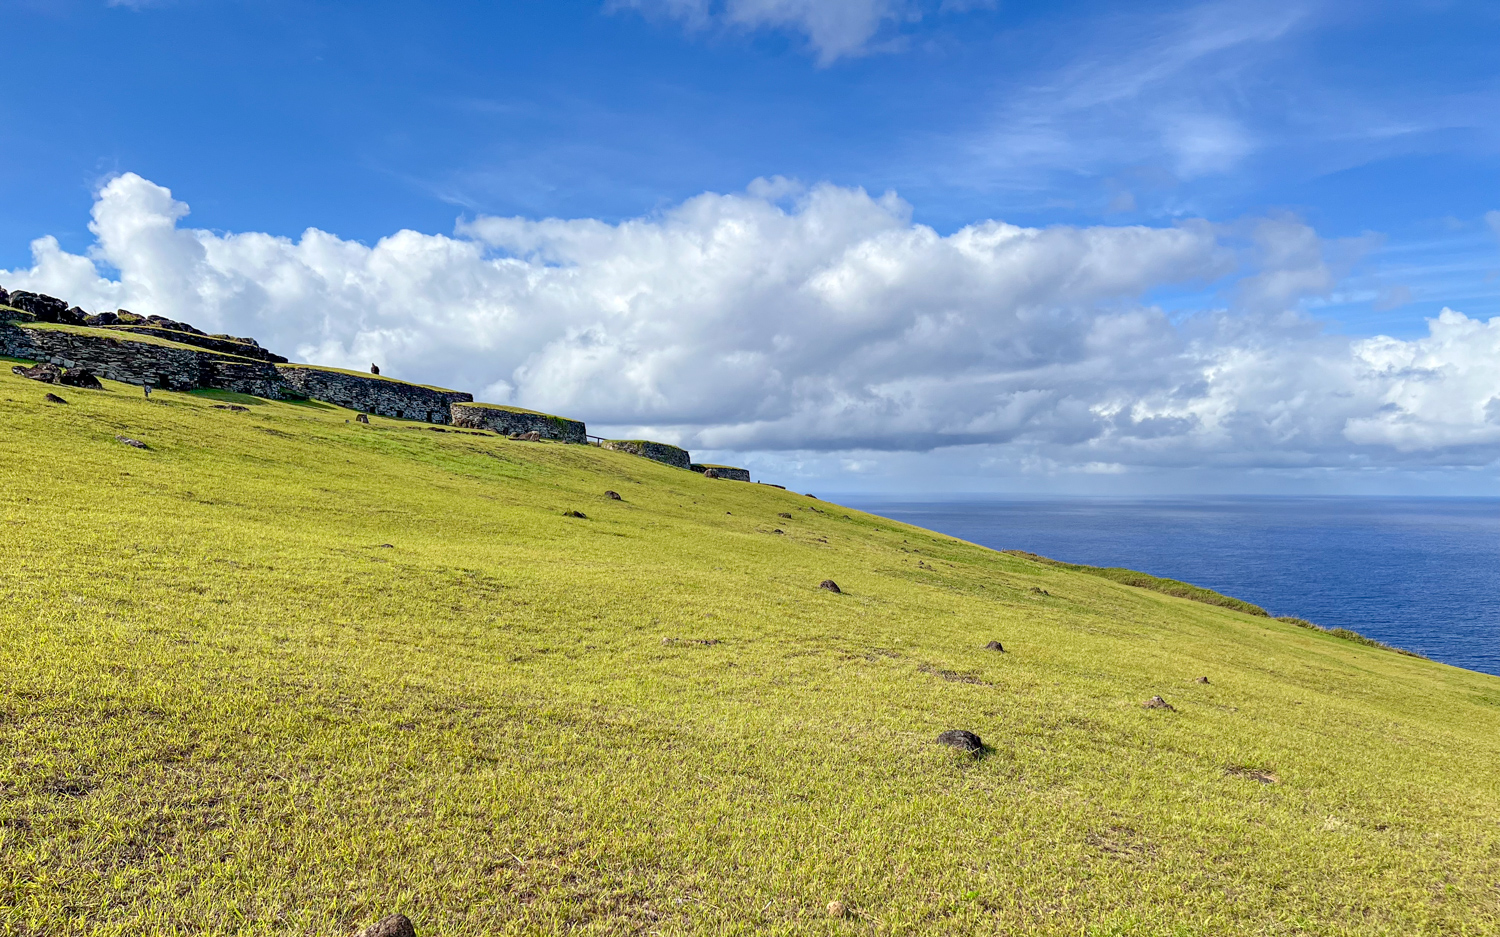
[
  {"x1": 691, "y1": 463, "x2": 751, "y2": 482},
  {"x1": 0, "y1": 284, "x2": 755, "y2": 481},
  {"x1": 600, "y1": 439, "x2": 691, "y2": 470}
]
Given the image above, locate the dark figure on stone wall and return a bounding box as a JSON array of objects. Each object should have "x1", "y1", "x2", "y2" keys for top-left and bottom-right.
[{"x1": 370, "y1": 364, "x2": 380, "y2": 375}]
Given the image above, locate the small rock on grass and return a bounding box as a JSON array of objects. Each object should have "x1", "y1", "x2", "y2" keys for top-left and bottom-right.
[
  {"x1": 818, "y1": 579, "x2": 841, "y2": 593},
  {"x1": 827, "y1": 900, "x2": 847, "y2": 918},
  {"x1": 562, "y1": 509, "x2": 587, "y2": 519},
  {"x1": 115, "y1": 436, "x2": 148, "y2": 449},
  {"x1": 212, "y1": 404, "x2": 249, "y2": 412},
  {"x1": 44, "y1": 392, "x2": 67, "y2": 404},
  {"x1": 778, "y1": 512, "x2": 792, "y2": 519},
  {"x1": 1144, "y1": 696, "x2": 1174, "y2": 710},
  {"x1": 356, "y1": 413, "x2": 370, "y2": 424},
  {"x1": 604, "y1": 490, "x2": 622, "y2": 500},
  {"x1": 984, "y1": 640, "x2": 1005, "y2": 652},
  {"x1": 1194, "y1": 676, "x2": 1210, "y2": 684},
  {"x1": 936, "y1": 729, "x2": 983, "y2": 753},
  {"x1": 355, "y1": 914, "x2": 415, "y2": 937}
]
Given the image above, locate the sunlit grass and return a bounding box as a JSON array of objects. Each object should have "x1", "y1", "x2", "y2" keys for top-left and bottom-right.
[{"x1": 1, "y1": 371, "x2": 1497, "y2": 936}]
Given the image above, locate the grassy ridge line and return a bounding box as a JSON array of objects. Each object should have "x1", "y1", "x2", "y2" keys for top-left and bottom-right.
[
  {"x1": 1002, "y1": 549, "x2": 1271, "y2": 617},
  {"x1": 2, "y1": 372, "x2": 1499, "y2": 935}
]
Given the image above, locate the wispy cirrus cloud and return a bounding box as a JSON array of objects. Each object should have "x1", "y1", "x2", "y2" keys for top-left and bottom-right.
[{"x1": 610, "y1": 0, "x2": 990, "y2": 63}]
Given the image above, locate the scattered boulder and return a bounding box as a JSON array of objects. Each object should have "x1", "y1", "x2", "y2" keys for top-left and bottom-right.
[
  {"x1": 84, "y1": 311, "x2": 120, "y2": 326},
  {"x1": 58, "y1": 367, "x2": 102, "y2": 390},
  {"x1": 355, "y1": 914, "x2": 415, "y2": 937},
  {"x1": 703, "y1": 468, "x2": 720, "y2": 479},
  {"x1": 510, "y1": 431, "x2": 542, "y2": 441},
  {"x1": 772, "y1": 528, "x2": 784, "y2": 534},
  {"x1": 12, "y1": 362, "x2": 62, "y2": 384},
  {"x1": 935, "y1": 729, "x2": 983, "y2": 753},
  {"x1": 827, "y1": 900, "x2": 847, "y2": 919},
  {"x1": 563, "y1": 510, "x2": 587, "y2": 519},
  {"x1": 778, "y1": 512, "x2": 792, "y2": 519},
  {"x1": 212, "y1": 404, "x2": 249, "y2": 412},
  {"x1": 1029, "y1": 587, "x2": 1050, "y2": 596},
  {"x1": 604, "y1": 490, "x2": 621, "y2": 500},
  {"x1": 1194, "y1": 676, "x2": 1210, "y2": 684},
  {"x1": 0, "y1": 285, "x2": 8, "y2": 306},
  {"x1": 984, "y1": 640, "x2": 1005, "y2": 652},
  {"x1": 356, "y1": 413, "x2": 370, "y2": 424},
  {"x1": 1144, "y1": 696, "x2": 1174, "y2": 711},
  {"x1": 44, "y1": 392, "x2": 67, "y2": 404},
  {"x1": 818, "y1": 579, "x2": 841, "y2": 594},
  {"x1": 115, "y1": 436, "x2": 148, "y2": 449}
]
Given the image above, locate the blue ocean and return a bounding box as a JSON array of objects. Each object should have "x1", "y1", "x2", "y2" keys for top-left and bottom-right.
[{"x1": 842, "y1": 497, "x2": 1500, "y2": 677}]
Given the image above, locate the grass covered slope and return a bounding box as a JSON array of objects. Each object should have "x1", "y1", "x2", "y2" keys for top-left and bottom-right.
[{"x1": 1, "y1": 370, "x2": 1499, "y2": 936}]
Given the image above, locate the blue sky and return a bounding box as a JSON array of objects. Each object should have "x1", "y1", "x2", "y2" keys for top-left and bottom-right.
[{"x1": 3, "y1": 0, "x2": 1499, "y2": 493}]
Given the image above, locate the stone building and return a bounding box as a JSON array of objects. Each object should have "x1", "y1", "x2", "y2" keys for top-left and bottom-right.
[
  {"x1": 449, "y1": 402, "x2": 587, "y2": 442},
  {"x1": 599, "y1": 439, "x2": 691, "y2": 470},
  {"x1": 277, "y1": 365, "x2": 472, "y2": 423},
  {"x1": 691, "y1": 463, "x2": 751, "y2": 482}
]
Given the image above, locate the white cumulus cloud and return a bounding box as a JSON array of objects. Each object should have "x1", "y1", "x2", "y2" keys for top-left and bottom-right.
[{"x1": 3, "y1": 171, "x2": 1499, "y2": 480}]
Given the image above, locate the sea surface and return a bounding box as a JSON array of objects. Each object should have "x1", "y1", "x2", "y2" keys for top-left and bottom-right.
[{"x1": 841, "y1": 496, "x2": 1500, "y2": 677}]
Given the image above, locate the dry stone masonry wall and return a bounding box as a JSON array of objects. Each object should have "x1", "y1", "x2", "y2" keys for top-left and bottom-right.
[
  {"x1": 692, "y1": 463, "x2": 752, "y2": 482},
  {"x1": 0, "y1": 323, "x2": 285, "y2": 397},
  {"x1": 278, "y1": 366, "x2": 472, "y2": 424},
  {"x1": 600, "y1": 440, "x2": 691, "y2": 470},
  {"x1": 450, "y1": 403, "x2": 587, "y2": 442}
]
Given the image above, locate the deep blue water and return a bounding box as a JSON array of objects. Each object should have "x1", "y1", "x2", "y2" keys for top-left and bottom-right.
[{"x1": 841, "y1": 497, "x2": 1500, "y2": 677}]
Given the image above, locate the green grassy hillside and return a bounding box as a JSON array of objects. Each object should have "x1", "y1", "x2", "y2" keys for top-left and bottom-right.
[{"x1": 2, "y1": 363, "x2": 1498, "y2": 936}]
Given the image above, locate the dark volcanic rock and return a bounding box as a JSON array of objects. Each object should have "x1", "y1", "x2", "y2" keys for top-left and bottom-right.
[
  {"x1": 1144, "y1": 696, "x2": 1175, "y2": 710},
  {"x1": 562, "y1": 509, "x2": 587, "y2": 518},
  {"x1": 115, "y1": 436, "x2": 149, "y2": 449},
  {"x1": 355, "y1": 914, "x2": 416, "y2": 937},
  {"x1": 59, "y1": 367, "x2": 102, "y2": 389},
  {"x1": 778, "y1": 512, "x2": 792, "y2": 519},
  {"x1": 0, "y1": 285, "x2": 9, "y2": 306},
  {"x1": 12, "y1": 362, "x2": 62, "y2": 383},
  {"x1": 984, "y1": 640, "x2": 1005, "y2": 652},
  {"x1": 84, "y1": 311, "x2": 120, "y2": 327},
  {"x1": 212, "y1": 404, "x2": 249, "y2": 411},
  {"x1": 371, "y1": 363, "x2": 380, "y2": 375},
  {"x1": 604, "y1": 490, "x2": 621, "y2": 500},
  {"x1": 8, "y1": 291, "x2": 79, "y2": 323},
  {"x1": 44, "y1": 392, "x2": 67, "y2": 404},
  {"x1": 1194, "y1": 676, "x2": 1210, "y2": 684},
  {"x1": 935, "y1": 729, "x2": 983, "y2": 753},
  {"x1": 818, "y1": 579, "x2": 841, "y2": 594},
  {"x1": 356, "y1": 413, "x2": 370, "y2": 424}
]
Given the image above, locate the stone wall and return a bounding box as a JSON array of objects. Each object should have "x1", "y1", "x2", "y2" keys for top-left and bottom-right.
[
  {"x1": 104, "y1": 326, "x2": 287, "y2": 363},
  {"x1": 278, "y1": 366, "x2": 472, "y2": 423},
  {"x1": 450, "y1": 403, "x2": 586, "y2": 441},
  {"x1": 601, "y1": 439, "x2": 691, "y2": 470},
  {"x1": 691, "y1": 463, "x2": 751, "y2": 482},
  {"x1": 0, "y1": 321, "x2": 285, "y2": 397}
]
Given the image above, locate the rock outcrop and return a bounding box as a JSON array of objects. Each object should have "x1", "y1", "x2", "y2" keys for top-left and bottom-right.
[
  {"x1": 450, "y1": 402, "x2": 586, "y2": 441},
  {"x1": 600, "y1": 439, "x2": 690, "y2": 470}
]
